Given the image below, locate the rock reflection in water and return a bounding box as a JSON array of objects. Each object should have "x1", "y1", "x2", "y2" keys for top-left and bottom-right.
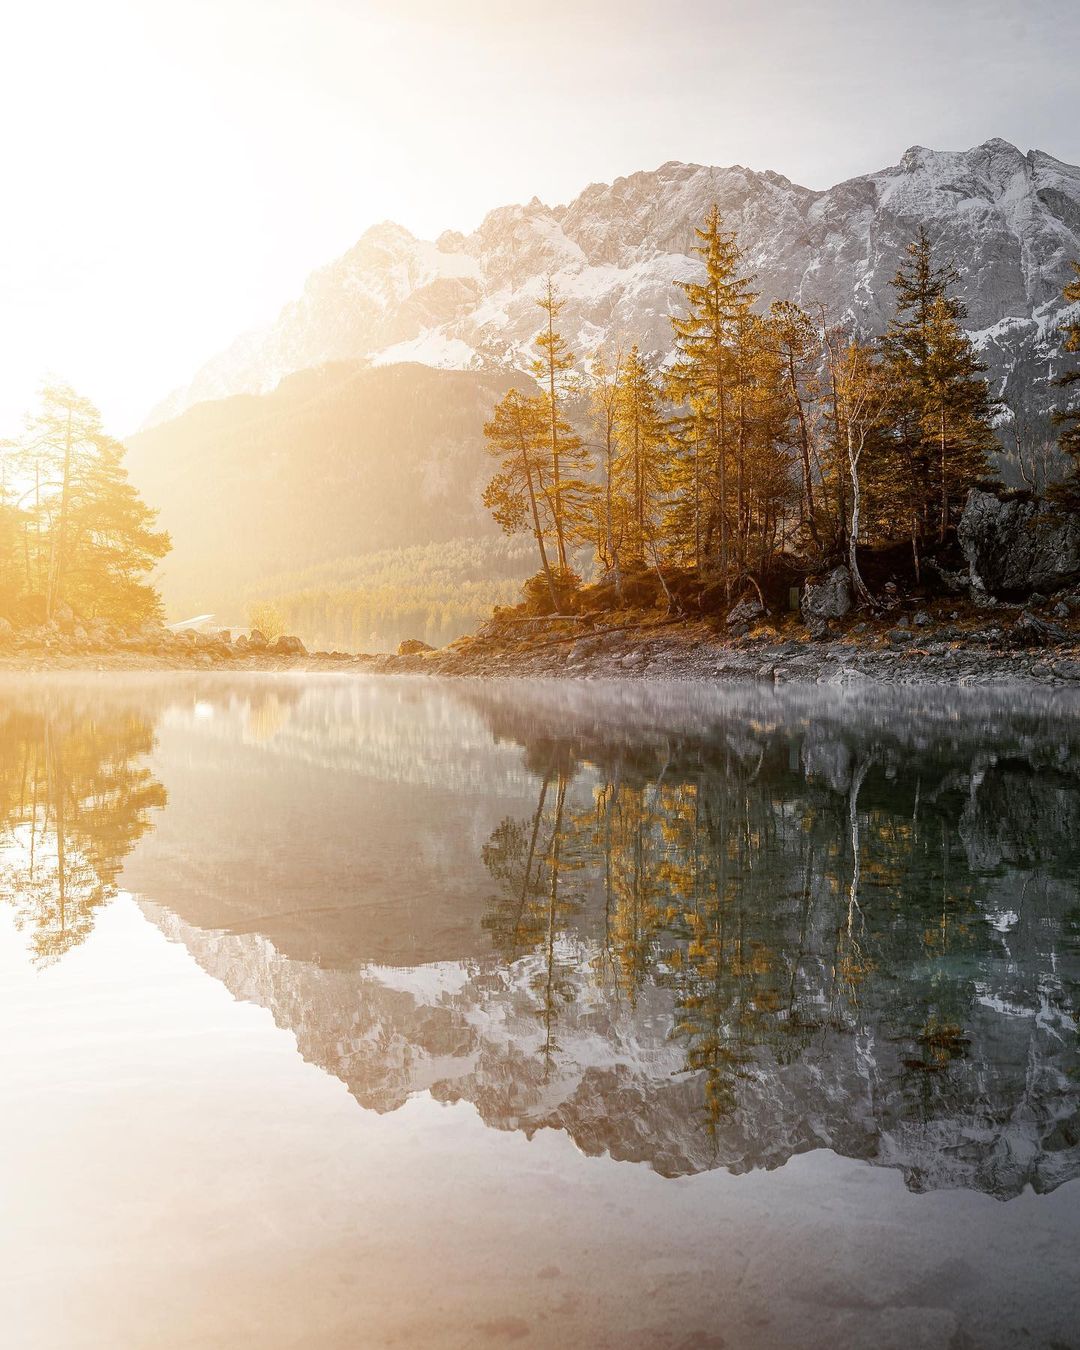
[{"x1": 94, "y1": 678, "x2": 1077, "y2": 1202}]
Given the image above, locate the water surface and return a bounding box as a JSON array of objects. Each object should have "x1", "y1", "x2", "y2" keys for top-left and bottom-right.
[{"x1": 2, "y1": 675, "x2": 1079, "y2": 1348}]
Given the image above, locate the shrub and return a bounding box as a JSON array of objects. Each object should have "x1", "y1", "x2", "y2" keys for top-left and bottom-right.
[{"x1": 248, "y1": 600, "x2": 286, "y2": 641}]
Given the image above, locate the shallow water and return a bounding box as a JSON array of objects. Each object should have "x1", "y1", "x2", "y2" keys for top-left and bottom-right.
[{"x1": 1, "y1": 674, "x2": 1079, "y2": 1349}]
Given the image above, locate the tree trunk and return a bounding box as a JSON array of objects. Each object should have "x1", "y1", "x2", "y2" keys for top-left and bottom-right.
[{"x1": 847, "y1": 424, "x2": 874, "y2": 607}]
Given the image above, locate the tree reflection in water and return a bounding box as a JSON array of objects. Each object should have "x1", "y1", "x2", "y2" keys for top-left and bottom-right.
[
  {"x1": 479, "y1": 695, "x2": 1080, "y2": 1159},
  {"x1": 0, "y1": 704, "x2": 166, "y2": 963}
]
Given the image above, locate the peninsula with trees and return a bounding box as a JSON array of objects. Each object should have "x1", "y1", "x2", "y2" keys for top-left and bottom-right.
[{"x1": 2, "y1": 193, "x2": 1079, "y2": 684}]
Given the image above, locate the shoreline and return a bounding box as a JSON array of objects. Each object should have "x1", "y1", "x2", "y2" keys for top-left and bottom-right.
[{"x1": 3, "y1": 621, "x2": 1079, "y2": 686}]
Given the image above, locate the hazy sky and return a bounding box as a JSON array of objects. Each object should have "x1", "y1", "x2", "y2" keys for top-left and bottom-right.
[{"x1": 3, "y1": 0, "x2": 1078, "y2": 432}]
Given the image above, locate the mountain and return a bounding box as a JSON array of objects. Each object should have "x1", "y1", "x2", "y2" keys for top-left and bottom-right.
[
  {"x1": 147, "y1": 138, "x2": 1080, "y2": 430},
  {"x1": 126, "y1": 360, "x2": 525, "y2": 624}
]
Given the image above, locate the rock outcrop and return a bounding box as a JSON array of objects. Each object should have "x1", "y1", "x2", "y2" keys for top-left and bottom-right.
[
  {"x1": 959, "y1": 487, "x2": 1080, "y2": 597},
  {"x1": 801, "y1": 565, "x2": 853, "y2": 630}
]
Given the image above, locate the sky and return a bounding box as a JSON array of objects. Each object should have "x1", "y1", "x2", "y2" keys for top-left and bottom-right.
[{"x1": 2, "y1": 0, "x2": 1078, "y2": 434}]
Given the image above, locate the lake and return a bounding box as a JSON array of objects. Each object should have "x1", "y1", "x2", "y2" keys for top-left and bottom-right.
[{"x1": 2, "y1": 674, "x2": 1079, "y2": 1349}]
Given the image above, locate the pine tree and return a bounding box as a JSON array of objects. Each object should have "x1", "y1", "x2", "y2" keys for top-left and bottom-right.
[
  {"x1": 587, "y1": 347, "x2": 626, "y2": 593},
  {"x1": 921, "y1": 294, "x2": 997, "y2": 538},
  {"x1": 669, "y1": 205, "x2": 756, "y2": 595},
  {"x1": 614, "y1": 346, "x2": 667, "y2": 565},
  {"x1": 1053, "y1": 260, "x2": 1080, "y2": 504},
  {"x1": 531, "y1": 280, "x2": 588, "y2": 572},
  {"x1": 769, "y1": 300, "x2": 823, "y2": 546},
  {"x1": 12, "y1": 384, "x2": 169, "y2": 625},
  {"x1": 880, "y1": 229, "x2": 994, "y2": 543},
  {"x1": 482, "y1": 387, "x2": 560, "y2": 611}
]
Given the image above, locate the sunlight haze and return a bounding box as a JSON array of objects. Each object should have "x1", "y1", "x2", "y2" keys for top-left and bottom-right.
[{"x1": 2, "y1": 0, "x2": 1078, "y2": 433}]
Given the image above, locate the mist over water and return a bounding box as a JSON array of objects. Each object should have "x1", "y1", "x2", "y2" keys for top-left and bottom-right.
[{"x1": 2, "y1": 675, "x2": 1079, "y2": 1347}]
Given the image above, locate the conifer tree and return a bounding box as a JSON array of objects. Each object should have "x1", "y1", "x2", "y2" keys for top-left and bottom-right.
[
  {"x1": 921, "y1": 294, "x2": 997, "y2": 538},
  {"x1": 669, "y1": 205, "x2": 756, "y2": 595},
  {"x1": 1053, "y1": 260, "x2": 1080, "y2": 504},
  {"x1": 482, "y1": 387, "x2": 560, "y2": 611},
  {"x1": 12, "y1": 384, "x2": 169, "y2": 625},
  {"x1": 588, "y1": 347, "x2": 626, "y2": 593},
  {"x1": 880, "y1": 230, "x2": 994, "y2": 543},
  {"x1": 531, "y1": 280, "x2": 588, "y2": 572},
  {"x1": 769, "y1": 300, "x2": 822, "y2": 546},
  {"x1": 614, "y1": 346, "x2": 667, "y2": 565}
]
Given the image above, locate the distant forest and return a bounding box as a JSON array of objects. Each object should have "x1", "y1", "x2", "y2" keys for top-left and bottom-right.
[
  {"x1": 483, "y1": 211, "x2": 1080, "y2": 615},
  {"x1": 243, "y1": 535, "x2": 538, "y2": 652}
]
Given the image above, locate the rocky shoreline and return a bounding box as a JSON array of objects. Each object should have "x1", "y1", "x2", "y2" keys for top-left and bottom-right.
[{"x1": 2, "y1": 606, "x2": 1079, "y2": 687}]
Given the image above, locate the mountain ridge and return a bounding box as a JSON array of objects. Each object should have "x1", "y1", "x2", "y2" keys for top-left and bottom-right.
[{"x1": 145, "y1": 137, "x2": 1080, "y2": 429}]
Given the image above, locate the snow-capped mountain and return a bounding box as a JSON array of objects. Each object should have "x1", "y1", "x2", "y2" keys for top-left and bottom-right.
[{"x1": 147, "y1": 138, "x2": 1080, "y2": 427}]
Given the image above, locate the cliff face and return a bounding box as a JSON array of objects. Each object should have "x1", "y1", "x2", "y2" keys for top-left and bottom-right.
[{"x1": 147, "y1": 139, "x2": 1080, "y2": 430}]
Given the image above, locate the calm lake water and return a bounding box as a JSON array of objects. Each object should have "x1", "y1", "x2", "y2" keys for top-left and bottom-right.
[{"x1": 2, "y1": 674, "x2": 1079, "y2": 1349}]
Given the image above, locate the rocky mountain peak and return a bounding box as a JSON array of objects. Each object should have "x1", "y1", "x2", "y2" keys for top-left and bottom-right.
[{"x1": 145, "y1": 140, "x2": 1080, "y2": 431}]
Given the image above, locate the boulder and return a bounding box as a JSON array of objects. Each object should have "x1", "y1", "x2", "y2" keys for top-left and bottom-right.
[
  {"x1": 397, "y1": 638, "x2": 434, "y2": 656},
  {"x1": 1008, "y1": 613, "x2": 1068, "y2": 649},
  {"x1": 958, "y1": 487, "x2": 1080, "y2": 598},
  {"x1": 54, "y1": 604, "x2": 76, "y2": 634},
  {"x1": 801, "y1": 566, "x2": 853, "y2": 625},
  {"x1": 247, "y1": 629, "x2": 268, "y2": 651},
  {"x1": 270, "y1": 634, "x2": 307, "y2": 656},
  {"x1": 725, "y1": 597, "x2": 765, "y2": 631}
]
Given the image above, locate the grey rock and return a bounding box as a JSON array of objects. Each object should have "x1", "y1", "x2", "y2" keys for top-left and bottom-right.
[
  {"x1": 802, "y1": 565, "x2": 853, "y2": 625},
  {"x1": 726, "y1": 597, "x2": 765, "y2": 629},
  {"x1": 1009, "y1": 613, "x2": 1068, "y2": 649},
  {"x1": 959, "y1": 487, "x2": 1080, "y2": 597}
]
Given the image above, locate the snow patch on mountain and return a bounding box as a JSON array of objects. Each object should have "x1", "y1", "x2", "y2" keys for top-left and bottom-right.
[{"x1": 145, "y1": 139, "x2": 1080, "y2": 429}]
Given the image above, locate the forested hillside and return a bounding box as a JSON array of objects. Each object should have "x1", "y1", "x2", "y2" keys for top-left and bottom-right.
[
  {"x1": 124, "y1": 361, "x2": 524, "y2": 624},
  {"x1": 240, "y1": 536, "x2": 535, "y2": 652}
]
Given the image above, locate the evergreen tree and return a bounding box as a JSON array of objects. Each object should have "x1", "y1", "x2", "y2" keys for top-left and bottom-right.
[
  {"x1": 1053, "y1": 260, "x2": 1080, "y2": 504},
  {"x1": 482, "y1": 387, "x2": 560, "y2": 611},
  {"x1": 9, "y1": 384, "x2": 169, "y2": 625},
  {"x1": 769, "y1": 300, "x2": 823, "y2": 546},
  {"x1": 614, "y1": 346, "x2": 667, "y2": 565},
  {"x1": 669, "y1": 205, "x2": 757, "y2": 595},
  {"x1": 921, "y1": 294, "x2": 997, "y2": 538},
  {"x1": 587, "y1": 347, "x2": 627, "y2": 592},
  {"x1": 531, "y1": 280, "x2": 589, "y2": 572},
  {"x1": 879, "y1": 229, "x2": 994, "y2": 543}
]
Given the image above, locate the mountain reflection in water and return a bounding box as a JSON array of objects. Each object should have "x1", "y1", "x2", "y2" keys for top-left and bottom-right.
[{"x1": 3, "y1": 676, "x2": 1079, "y2": 1201}]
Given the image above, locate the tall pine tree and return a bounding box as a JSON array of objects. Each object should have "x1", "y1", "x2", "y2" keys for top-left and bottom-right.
[
  {"x1": 669, "y1": 205, "x2": 756, "y2": 595},
  {"x1": 880, "y1": 229, "x2": 995, "y2": 543},
  {"x1": 1053, "y1": 260, "x2": 1080, "y2": 505}
]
